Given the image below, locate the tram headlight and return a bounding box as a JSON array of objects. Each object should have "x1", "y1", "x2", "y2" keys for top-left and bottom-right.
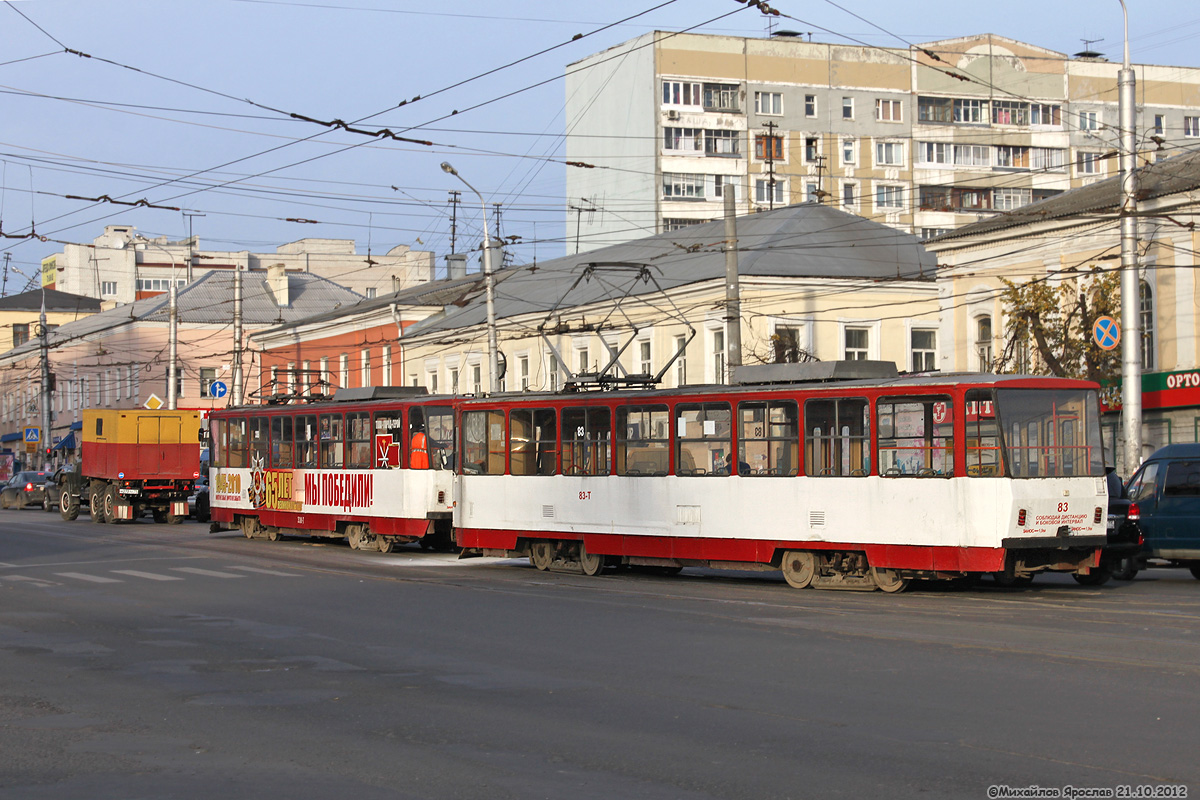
[{"x1": 1094, "y1": 507, "x2": 1103, "y2": 524}]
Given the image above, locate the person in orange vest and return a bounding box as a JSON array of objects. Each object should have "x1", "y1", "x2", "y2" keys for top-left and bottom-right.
[{"x1": 410, "y1": 425, "x2": 430, "y2": 470}]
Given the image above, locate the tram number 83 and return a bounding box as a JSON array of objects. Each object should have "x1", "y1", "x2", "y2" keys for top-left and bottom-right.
[{"x1": 579, "y1": 491, "x2": 592, "y2": 500}]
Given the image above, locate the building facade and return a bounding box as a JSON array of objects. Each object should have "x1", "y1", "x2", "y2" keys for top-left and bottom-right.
[
  {"x1": 42, "y1": 225, "x2": 435, "y2": 307},
  {"x1": 566, "y1": 31, "x2": 1200, "y2": 250}
]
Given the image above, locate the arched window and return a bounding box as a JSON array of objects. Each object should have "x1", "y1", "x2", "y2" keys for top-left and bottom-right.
[
  {"x1": 975, "y1": 315, "x2": 993, "y2": 371},
  {"x1": 1140, "y1": 281, "x2": 1155, "y2": 371}
]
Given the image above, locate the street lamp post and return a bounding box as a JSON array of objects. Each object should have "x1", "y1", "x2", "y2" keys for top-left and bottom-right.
[
  {"x1": 1117, "y1": 0, "x2": 1143, "y2": 474},
  {"x1": 441, "y1": 161, "x2": 500, "y2": 394},
  {"x1": 136, "y1": 238, "x2": 179, "y2": 410}
]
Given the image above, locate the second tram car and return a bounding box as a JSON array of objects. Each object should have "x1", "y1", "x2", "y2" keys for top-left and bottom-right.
[{"x1": 208, "y1": 370, "x2": 1110, "y2": 592}]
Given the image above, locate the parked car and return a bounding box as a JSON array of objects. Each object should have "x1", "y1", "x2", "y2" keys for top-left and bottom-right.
[
  {"x1": 1073, "y1": 467, "x2": 1144, "y2": 585},
  {"x1": 188, "y1": 473, "x2": 210, "y2": 522},
  {"x1": 0, "y1": 471, "x2": 52, "y2": 510},
  {"x1": 1124, "y1": 444, "x2": 1200, "y2": 580}
]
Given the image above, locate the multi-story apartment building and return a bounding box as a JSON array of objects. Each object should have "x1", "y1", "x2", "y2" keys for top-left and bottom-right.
[{"x1": 566, "y1": 31, "x2": 1200, "y2": 250}]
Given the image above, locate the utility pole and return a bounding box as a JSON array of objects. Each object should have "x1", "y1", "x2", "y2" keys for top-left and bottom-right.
[
  {"x1": 492, "y1": 203, "x2": 503, "y2": 241},
  {"x1": 814, "y1": 154, "x2": 827, "y2": 203},
  {"x1": 183, "y1": 211, "x2": 205, "y2": 283},
  {"x1": 447, "y1": 191, "x2": 461, "y2": 255},
  {"x1": 231, "y1": 264, "x2": 243, "y2": 406},
  {"x1": 39, "y1": 289, "x2": 51, "y2": 466},
  {"x1": 568, "y1": 199, "x2": 596, "y2": 255},
  {"x1": 764, "y1": 120, "x2": 779, "y2": 210},
  {"x1": 1117, "y1": 0, "x2": 1143, "y2": 474},
  {"x1": 723, "y1": 194, "x2": 741, "y2": 382},
  {"x1": 2, "y1": 253, "x2": 10, "y2": 297}
]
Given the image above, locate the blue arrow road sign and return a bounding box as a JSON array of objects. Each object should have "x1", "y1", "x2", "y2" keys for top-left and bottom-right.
[
  {"x1": 210, "y1": 381, "x2": 228, "y2": 398},
  {"x1": 1093, "y1": 316, "x2": 1120, "y2": 351}
]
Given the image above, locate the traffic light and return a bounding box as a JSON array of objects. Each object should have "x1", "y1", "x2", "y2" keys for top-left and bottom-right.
[{"x1": 48, "y1": 373, "x2": 56, "y2": 392}]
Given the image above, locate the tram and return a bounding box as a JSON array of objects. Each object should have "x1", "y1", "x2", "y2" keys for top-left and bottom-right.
[{"x1": 208, "y1": 365, "x2": 1111, "y2": 592}]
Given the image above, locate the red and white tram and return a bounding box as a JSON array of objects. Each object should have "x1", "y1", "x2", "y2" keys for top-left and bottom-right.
[{"x1": 208, "y1": 368, "x2": 1111, "y2": 592}]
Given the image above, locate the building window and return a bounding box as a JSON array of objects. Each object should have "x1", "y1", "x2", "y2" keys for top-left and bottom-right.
[
  {"x1": 636, "y1": 339, "x2": 652, "y2": 376},
  {"x1": 101, "y1": 281, "x2": 117, "y2": 296},
  {"x1": 975, "y1": 316, "x2": 993, "y2": 371},
  {"x1": 994, "y1": 188, "x2": 1033, "y2": 211},
  {"x1": 12, "y1": 323, "x2": 29, "y2": 348},
  {"x1": 664, "y1": 127, "x2": 702, "y2": 153},
  {"x1": 472, "y1": 364, "x2": 482, "y2": 394},
  {"x1": 136, "y1": 278, "x2": 186, "y2": 292},
  {"x1": 875, "y1": 98, "x2": 902, "y2": 122},
  {"x1": 917, "y1": 96, "x2": 953, "y2": 124},
  {"x1": 674, "y1": 334, "x2": 688, "y2": 386},
  {"x1": 662, "y1": 80, "x2": 701, "y2": 107},
  {"x1": 845, "y1": 328, "x2": 869, "y2": 360},
  {"x1": 339, "y1": 354, "x2": 349, "y2": 390},
  {"x1": 842, "y1": 97, "x2": 854, "y2": 119},
  {"x1": 953, "y1": 144, "x2": 989, "y2": 167},
  {"x1": 842, "y1": 137, "x2": 856, "y2": 165},
  {"x1": 704, "y1": 129, "x2": 740, "y2": 157},
  {"x1": 875, "y1": 184, "x2": 903, "y2": 209},
  {"x1": 662, "y1": 172, "x2": 705, "y2": 200},
  {"x1": 754, "y1": 91, "x2": 782, "y2": 115},
  {"x1": 1077, "y1": 151, "x2": 1102, "y2": 175},
  {"x1": 427, "y1": 370, "x2": 438, "y2": 393},
  {"x1": 712, "y1": 174, "x2": 737, "y2": 200},
  {"x1": 911, "y1": 330, "x2": 936, "y2": 372},
  {"x1": 200, "y1": 367, "x2": 218, "y2": 398},
  {"x1": 953, "y1": 98, "x2": 987, "y2": 124},
  {"x1": 577, "y1": 347, "x2": 590, "y2": 375},
  {"x1": 773, "y1": 325, "x2": 806, "y2": 363},
  {"x1": 548, "y1": 354, "x2": 559, "y2": 391},
  {"x1": 842, "y1": 182, "x2": 857, "y2": 208},
  {"x1": 519, "y1": 356, "x2": 530, "y2": 390},
  {"x1": 754, "y1": 178, "x2": 785, "y2": 204},
  {"x1": 382, "y1": 346, "x2": 392, "y2": 385},
  {"x1": 319, "y1": 357, "x2": 329, "y2": 389},
  {"x1": 1141, "y1": 281, "x2": 1155, "y2": 370},
  {"x1": 448, "y1": 368, "x2": 459, "y2": 393},
  {"x1": 662, "y1": 217, "x2": 706, "y2": 232},
  {"x1": 1153, "y1": 114, "x2": 1165, "y2": 135},
  {"x1": 754, "y1": 135, "x2": 784, "y2": 161},
  {"x1": 995, "y1": 145, "x2": 1030, "y2": 169},
  {"x1": 875, "y1": 141, "x2": 904, "y2": 166},
  {"x1": 1078, "y1": 110, "x2": 1099, "y2": 131},
  {"x1": 1031, "y1": 103, "x2": 1061, "y2": 126},
  {"x1": 702, "y1": 82, "x2": 740, "y2": 112},
  {"x1": 804, "y1": 137, "x2": 819, "y2": 163},
  {"x1": 361, "y1": 349, "x2": 371, "y2": 387},
  {"x1": 991, "y1": 101, "x2": 1029, "y2": 126},
  {"x1": 919, "y1": 228, "x2": 950, "y2": 240},
  {"x1": 1185, "y1": 116, "x2": 1200, "y2": 137},
  {"x1": 712, "y1": 329, "x2": 726, "y2": 383},
  {"x1": 804, "y1": 94, "x2": 816, "y2": 117},
  {"x1": 365, "y1": 287, "x2": 377, "y2": 299}
]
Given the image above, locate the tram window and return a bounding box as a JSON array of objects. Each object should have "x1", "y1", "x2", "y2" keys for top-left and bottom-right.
[
  {"x1": 994, "y1": 388, "x2": 1103, "y2": 478},
  {"x1": 738, "y1": 400, "x2": 798, "y2": 476},
  {"x1": 212, "y1": 420, "x2": 226, "y2": 468},
  {"x1": 805, "y1": 398, "x2": 869, "y2": 477},
  {"x1": 270, "y1": 415, "x2": 294, "y2": 469},
  {"x1": 877, "y1": 396, "x2": 954, "y2": 477},
  {"x1": 616, "y1": 404, "x2": 670, "y2": 476},
  {"x1": 248, "y1": 417, "x2": 269, "y2": 468},
  {"x1": 510, "y1": 408, "x2": 557, "y2": 476},
  {"x1": 424, "y1": 406, "x2": 455, "y2": 470},
  {"x1": 562, "y1": 407, "x2": 612, "y2": 476},
  {"x1": 965, "y1": 390, "x2": 1002, "y2": 477},
  {"x1": 676, "y1": 402, "x2": 733, "y2": 476},
  {"x1": 373, "y1": 410, "x2": 404, "y2": 468},
  {"x1": 296, "y1": 414, "x2": 318, "y2": 468},
  {"x1": 463, "y1": 410, "x2": 506, "y2": 474},
  {"x1": 319, "y1": 413, "x2": 344, "y2": 469},
  {"x1": 227, "y1": 418, "x2": 246, "y2": 468},
  {"x1": 346, "y1": 412, "x2": 371, "y2": 469}
]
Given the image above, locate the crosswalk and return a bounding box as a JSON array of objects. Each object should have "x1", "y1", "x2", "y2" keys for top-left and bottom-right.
[{"x1": 1, "y1": 563, "x2": 303, "y2": 588}]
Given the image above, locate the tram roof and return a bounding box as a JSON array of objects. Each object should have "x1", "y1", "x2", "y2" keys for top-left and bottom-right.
[{"x1": 258, "y1": 202, "x2": 937, "y2": 338}]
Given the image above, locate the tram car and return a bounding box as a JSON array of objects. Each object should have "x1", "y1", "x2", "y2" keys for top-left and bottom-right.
[{"x1": 208, "y1": 364, "x2": 1111, "y2": 592}]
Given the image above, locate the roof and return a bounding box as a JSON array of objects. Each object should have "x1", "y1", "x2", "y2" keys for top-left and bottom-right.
[
  {"x1": 0, "y1": 288, "x2": 102, "y2": 313},
  {"x1": 268, "y1": 203, "x2": 935, "y2": 339},
  {"x1": 0, "y1": 269, "x2": 362, "y2": 361},
  {"x1": 930, "y1": 149, "x2": 1200, "y2": 244}
]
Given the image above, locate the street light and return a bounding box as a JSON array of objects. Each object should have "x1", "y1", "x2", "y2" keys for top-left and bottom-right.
[
  {"x1": 441, "y1": 161, "x2": 500, "y2": 394},
  {"x1": 1116, "y1": 0, "x2": 1143, "y2": 474},
  {"x1": 134, "y1": 237, "x2": 180, "y2": 410}
]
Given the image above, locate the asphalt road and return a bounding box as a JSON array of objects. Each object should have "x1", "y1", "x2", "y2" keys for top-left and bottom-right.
[{"x1": 1, "y1": 509, "x2": 1198, "y2": 800}]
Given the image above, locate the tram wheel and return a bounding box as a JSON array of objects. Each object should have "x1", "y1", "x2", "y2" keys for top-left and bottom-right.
[
  {"x1": 529, "y1": 542, "x2": 554, "y2": 571},
  {"x1": 377, "y1": 536, "x2": 394, "y2": 554},
  {"x1": 267, "y1": 528, "x2": 280, "y2": 542},
  {"x1": 240, "y1": 517, "x2": 257, "y2": 539},
  {"x1": 1072, "y1": 569, "x2": 1111, "y2": 586},
  {"x1": 578, "y1": 542, "x2": 605, "y2": 576},
  {"x1": 871, "y1": 566, "x2": 910, "y2": 594},
  {"x1": 780, "y1": 550, "x2": 816, "y2": 589}
]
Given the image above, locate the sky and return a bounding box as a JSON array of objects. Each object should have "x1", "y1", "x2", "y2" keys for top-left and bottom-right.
[{"x1": 2, "y1": 0, "x2": 1199, "y2": 295}]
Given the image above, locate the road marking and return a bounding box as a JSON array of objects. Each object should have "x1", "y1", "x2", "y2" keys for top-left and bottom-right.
[
  {"x1": 111, "y1": 570, "x2": 184, "y2": 581},
  {"x1": 227, "y1": 566, "x2": 301, "y2": 577},
  {"x1": 56, "y1": 572, "x2": 123, "y2": 584},
  {"x1": 0, "y1": 562, "x2": 18, "y2": 568},
  {"x1": 170, "y1": 567, "x2": 245, "y2": 579},
  {"x1": 2, "y1": 575, "x2": 58, "y2": 585}
]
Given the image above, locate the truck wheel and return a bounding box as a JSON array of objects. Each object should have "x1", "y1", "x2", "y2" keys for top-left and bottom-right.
[
  {"x1": 167, "y1": 512, "x2": 184, "y2": 525},
  {"x1": 152, "y1": 509, "x2": 167, "y2": 524},
  {"x1": 103, "y1": 486, "x2": 118, "y2": 524},
  {"x1": 1111, "y1": 558, "x2": 1140, "y2": 581},
  {"x1": 60, "y1": 490, "x2": 79, "y2": 521},
  {"x1": 90, "y1": 490, "x2": 106, "y2": 524}
]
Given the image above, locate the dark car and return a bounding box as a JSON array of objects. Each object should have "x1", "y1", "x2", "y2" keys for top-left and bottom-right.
[
  {"x1": 1074, "y1": 468, "x2": 1144, "y2": 585},
  {"x1": 43, "y1": 466, "x2": 83, "y2": 514},
  {"x1": 0, "y1": 471, "x2": 52, "y2": 510},
  {"x1": 1124, "y1": 444, "x2": 1200, "y2": 580},
  {"x1": 188, "y1": 473, "x2": 210, "y2": 522}
]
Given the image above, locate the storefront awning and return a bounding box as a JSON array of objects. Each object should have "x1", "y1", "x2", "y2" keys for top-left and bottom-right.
[
  {"x1": 53, "y1": 431, "x2": 76, "y2": 451},
  {"x1": 0, "y1": 432, "x2": 20, "y2": 443}
]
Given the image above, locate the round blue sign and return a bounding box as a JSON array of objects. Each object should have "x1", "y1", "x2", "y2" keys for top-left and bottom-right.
[
  {"x1": 210, "y1": 380, "x2": 228, "y2": 398},
  {"x1": 1093, "y1": 316, "x2": 1120, "y2": 351}
]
